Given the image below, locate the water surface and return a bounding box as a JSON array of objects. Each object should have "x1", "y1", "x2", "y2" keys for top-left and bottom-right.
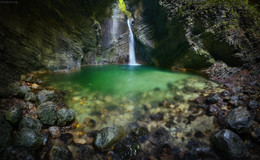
[{"x1": 38, "y1": 65, "x2": 221, "y2": 149}]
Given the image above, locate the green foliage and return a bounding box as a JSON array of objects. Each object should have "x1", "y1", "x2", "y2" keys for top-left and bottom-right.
[{"x1": 118, "y1": 0, "x2": 132, "y2": 18}]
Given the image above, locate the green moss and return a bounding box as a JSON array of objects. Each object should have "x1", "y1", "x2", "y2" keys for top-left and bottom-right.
[{"x1": 118, "y1": 0, "x2": 132, "y2": 18}]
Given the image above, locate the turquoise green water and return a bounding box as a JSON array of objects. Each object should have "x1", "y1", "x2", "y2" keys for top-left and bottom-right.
[
  {"x1": 38, "y1": 65, "x2": 214, "y2": 129},
  {"x1": 40, "y1": 65, "x2": 197, "y2": 98},
  {"x1": 38, "y1": 65, "x2": 221, "y2": 149}
]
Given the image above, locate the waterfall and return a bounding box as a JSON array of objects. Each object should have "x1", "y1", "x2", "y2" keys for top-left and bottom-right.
[{"x1": 127, "y1": 19, "x2": 139, "y2": 65}]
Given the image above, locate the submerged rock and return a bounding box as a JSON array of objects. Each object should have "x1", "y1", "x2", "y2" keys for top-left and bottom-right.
[
  {"x1": 36, "y1": 101, "x2": 57, "y2": 125},
  {"x1": 24, "y1": 92, "x2": 36, "y2": 102},
  {"x1": 131, "y1": 127, "x2": 148, "y2": 141},
  {"x1": 0, "y1": 116, "x2": 13, "y2": 152},
  {"x1": 114, "y1": 138, "x2": 141, "y2": 159},
  {"x1": 228, "y1": 96, "x2": 239, "y2": 107},
  {"x1": 14, "y1": 128, "x2": 42, "y2": 149},
  {"x1": 19, "y1": 117, "x2": 42, "y2": 132},
  {"x1": 221, "y1": 90, "x2": 231, "y2": 97},
  {"x1": 207, "y1": 105, "x2": 219, "y2": 116},
  {"x1": 225, "y1": 107, "x2": 253, "y2": 133},
  {"x1": 150, "y1": 112, "x2": 164, "y2": 121},
  {"x1": 5, "y1": 107, "x2": 23, "y2": 125},
  {"x1": 49, "y1": 145, "x2": 73, "y2": 160},
  {"x1": 212, "y1": 129, "x2": 250, "y2": 160},
  {"x1": 206, "y1": 94, "x2": 219, "y2": 104},
  {"x1": 83, "y1": 118, "x2": 96, "y2": 128},
  {"x1": 57, "y1": 108, "x2": 75, "y2": 127},
  {"x1": 150, "y1": 127, "x2": 171, "y2": 145},
  {"x1": 36, "y1": 90, "x2": 55, "y2": 105},
  {"x1": 93, "y1": 126, "x2": 124, "y2": 151},
  {"x1": 248, "y1": 100, "x2": 258, "y2": 110}
]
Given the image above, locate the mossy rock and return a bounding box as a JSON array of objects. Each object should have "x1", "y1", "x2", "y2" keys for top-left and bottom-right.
[
  {"x1": 36, "y1": 101, "x2": 57, "y2": 126},
  {"x1": 5, "y1": 107, "x2": 23, "y2": 125},
  {"x1": 57, "y1": 108, "x2": 75, "y2": 127},
  {"x1": 19, "y1": 117, "x2": 42, "y2": 132},
  {"x1": 93, "y1": 126, "x2": 124, "y2": 151},
  {"x1": 14, "y1": 128, "x2": 42, "y2": 149}
]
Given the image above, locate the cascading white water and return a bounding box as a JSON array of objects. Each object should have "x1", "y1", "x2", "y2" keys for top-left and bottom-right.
[{"x1": 127, "y1": 19, "x2": 139, "y2": 65}]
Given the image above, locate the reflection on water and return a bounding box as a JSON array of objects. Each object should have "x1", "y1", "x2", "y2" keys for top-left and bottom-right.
[{"x1": 38, "y1": 65, "x2": 222, "y2": 149}]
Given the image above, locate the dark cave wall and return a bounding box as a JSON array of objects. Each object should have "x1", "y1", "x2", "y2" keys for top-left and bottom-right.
[
  {"x1": 137, "y1": 0, "x2": 260, "y2": 81},
  {"x1": 0, "y1": 0, "x2": 117, "y2": 88}
]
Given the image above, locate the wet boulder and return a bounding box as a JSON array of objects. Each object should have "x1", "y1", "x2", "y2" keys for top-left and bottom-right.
[
  {"x1": 150, "y1": 112, "x2": 164, "y2": 121},
  {"x1": 228, "y1": 96, "x2": 239, "y2": 107},
  {"x1": 14, "y1": 128, "x2": 42, "y2": 149},
  {"x1": 8, "y1": 83, "x2": 31, "y2": 98},
  {"x1": 131, "y1": 127, "x2": 148, "y2": 141},
  {"x1": 93, "y1": 126, "x2": 124, "y2": 151},
  {"x1": 0, "y1": 116, "x2": 13, "y2": 152},
  {"x1": 207, "y1": 105, "x2": 219, "y2": 116},
  {"x1": 248, "y1": 100, "x2": 258, "y2": 110},
  {"x1": 250, "y1": 127, "x2": 260, "y2": 142},
  {"x1": 24, "y1": 92, "x2": 36, "y2": 102},
  {"x1": 36, "y1": 101, "x2": 57, "y2": 125},
  {"x1": 5, "y1": 107, "x2": 23, "y2": 125},
  {"x1": 150, "y1": 127, "x2": 171, "y2": 145},
  {"x1": 206, "y1": 94, "x2": 219, "y2": 104},
  {"x1": 49, "y1": 145, "x2": 73, "y2": 160},
  {"x1": 36, "y1": 90, "x2": 56, "y2": 105},
  {"x1": 57, "y1": 108, "x2": 75, "y2": 127},
  {"x1": 221, "y1": 90, "x2": 231, "y2": 97},
  {"x1": 114, "y1": 138, "x2": 141, "y2": 159},
  {"x1": 212, "y1": 129, "x2": 250, "y2": 160},
  {"x1": 225, "y1": 107, "x2": 253, "y2": 133},
  {"x1": 19, "y1": 117, "x2": 42, "y2": 132},
  {"x1": 83, "y1": 118, "x2": 96, "y2": 128}
]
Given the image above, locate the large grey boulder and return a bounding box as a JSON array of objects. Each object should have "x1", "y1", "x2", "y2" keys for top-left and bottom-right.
[
  {"x1": 24, "y1": 92, "x2": 36, "y2": 102},
  {"x1": 36, "y1": 90, "x2": 56, "y2": 105},
  {"x1": 57, "y1": 108, "x2": 75, "y2": 127},
  {"x1": 8, "y1": 83, "x2": 31, "y2": 98},
  {"x1": 19, "y1": 117, "x2": 42, "y2": 132},
  {"x1": 94, "y1": 126, "x2": 124, "y2": 151},
  {"x1": 212, "y1": 129, "x2": 250, "y2": 160},
  {"x1": 36, "y1": 101, "x2": 57, "y2": 125},
  {"x1": 5, "y1": 107, "x2": 23, "y2": 125},
  {"x1": 14, "y1": 128, "x2": 42, "y2": 149},
  {"x1": 225, "y1": 107, "x2": 253, "y2": 133}
]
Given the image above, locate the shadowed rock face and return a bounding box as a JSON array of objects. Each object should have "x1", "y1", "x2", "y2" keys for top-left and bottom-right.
[
  {"x1": 0, "y1": 0, "x2": 117, "y2": 88},
  {"x1": 147, "y1": 0, "x2": 260, "y2": 81}
]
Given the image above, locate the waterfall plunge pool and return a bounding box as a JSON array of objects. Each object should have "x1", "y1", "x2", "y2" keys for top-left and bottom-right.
[{"x1": 37, "y1": 65, "x2": 222, "y2": 150}]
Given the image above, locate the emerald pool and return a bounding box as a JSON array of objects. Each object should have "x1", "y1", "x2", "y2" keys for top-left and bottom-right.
[{"x1": 37, "y1": 65, "x2": 221, "y2": 149}]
